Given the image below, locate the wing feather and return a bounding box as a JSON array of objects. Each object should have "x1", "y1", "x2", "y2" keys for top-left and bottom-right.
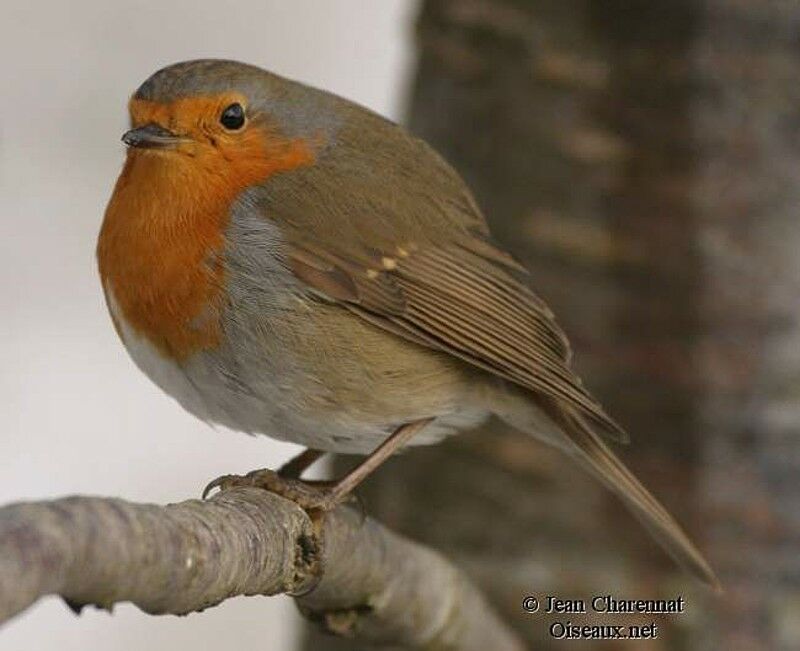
[{"x1": 285, "y1": 237, "x2": 626, "y2": 441}]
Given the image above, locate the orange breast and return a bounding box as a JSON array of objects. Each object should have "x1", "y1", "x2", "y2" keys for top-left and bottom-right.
[{"x1": 97, "y1": 128, "x2": 314, "y2": 360}]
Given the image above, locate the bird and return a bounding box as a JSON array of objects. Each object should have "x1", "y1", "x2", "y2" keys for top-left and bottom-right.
[{"x1": 97, "y1": 59, "x2": 717, "y2": 587}]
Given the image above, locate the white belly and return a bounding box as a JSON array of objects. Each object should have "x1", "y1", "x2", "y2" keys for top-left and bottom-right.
[
  {"x1": 105, "y1": 285, "x2": 489, "y2": 454},
  {"x1": 105, "y1": 285, "x2": 216, "y2": 422}
]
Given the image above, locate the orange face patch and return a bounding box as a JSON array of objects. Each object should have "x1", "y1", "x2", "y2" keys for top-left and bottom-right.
[
  {"x1": 127, "y1": 94, "x2": 315, "y2": 175},
  {"x1": 98, "y1": 93, "x2": 315, "y2": 360}
]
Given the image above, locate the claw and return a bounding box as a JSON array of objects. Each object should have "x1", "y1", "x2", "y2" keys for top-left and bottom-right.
[
  {"x1": 201, "y1": 474, "x2": 237, "y2": 500},
  {"x1": 200, "y1": 469, "x2": 343, "y2": 512}
]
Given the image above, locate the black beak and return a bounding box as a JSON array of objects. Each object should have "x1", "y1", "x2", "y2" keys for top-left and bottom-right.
[{"x1": 121, "y1": 123, "x2": 182, "y2": 149}]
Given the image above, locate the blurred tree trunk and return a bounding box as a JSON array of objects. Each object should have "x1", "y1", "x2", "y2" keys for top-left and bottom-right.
[{"x1": 303, "y1": 1, "x2": 800, "y2": 649}]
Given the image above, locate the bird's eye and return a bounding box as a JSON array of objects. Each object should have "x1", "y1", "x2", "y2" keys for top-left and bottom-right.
[{"x1": 220, "y1": 103, "x2": 245, "y2": 130}]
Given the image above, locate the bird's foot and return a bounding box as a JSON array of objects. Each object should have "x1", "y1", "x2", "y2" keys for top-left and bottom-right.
[{"x1": 201, "y1": 469, "x2": 346, "y2": 512}]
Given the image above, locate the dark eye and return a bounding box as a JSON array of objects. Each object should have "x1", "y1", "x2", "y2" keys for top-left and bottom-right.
[{"x1": 220, "y1": 103, "x2": 245, "y2": 130}]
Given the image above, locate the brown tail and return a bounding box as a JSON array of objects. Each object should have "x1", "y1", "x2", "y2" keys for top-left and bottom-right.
[{"x1": 561, "y1": 411, "x2": 720, "y2": 589}]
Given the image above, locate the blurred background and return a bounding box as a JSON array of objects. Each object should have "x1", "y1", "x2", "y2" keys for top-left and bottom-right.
[{"x1": 3, "y1": 1, "x2": 800, "y2": 650}]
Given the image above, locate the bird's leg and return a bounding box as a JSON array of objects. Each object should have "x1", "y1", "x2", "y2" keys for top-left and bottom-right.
[
  {"x1": 201, "y1": 418, "x2": 433, "y2": 512},
  {"x1": 277, "y1": 448, "x2": 326, "y2": 479},
  {"x1": 323, "y1": 417, "x2": 434, "y2": 506}
]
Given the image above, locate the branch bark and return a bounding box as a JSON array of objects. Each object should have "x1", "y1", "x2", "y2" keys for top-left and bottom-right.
[{"x1": 0, "y1": 487, "x2": 524, "y2": 651}]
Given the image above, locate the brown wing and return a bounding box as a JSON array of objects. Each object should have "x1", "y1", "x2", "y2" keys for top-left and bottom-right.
[
  {"x1": 287, "y1": 231, "x2": 626, "y2": 441},
  {"x1": 250, "y1": 104, "x2": 624, "y2": 440}
]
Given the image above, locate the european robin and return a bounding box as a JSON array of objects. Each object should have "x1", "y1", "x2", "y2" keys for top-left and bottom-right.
[{"x1": 97, "y1": 59, "x2": 717, "y2": 587}]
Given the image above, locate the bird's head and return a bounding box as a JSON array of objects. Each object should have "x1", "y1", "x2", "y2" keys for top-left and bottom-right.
[{"x1": 121, "y1": 59, "x2": 328, "y2": 178}]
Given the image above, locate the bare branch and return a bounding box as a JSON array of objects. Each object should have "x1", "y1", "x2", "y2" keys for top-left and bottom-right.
[{"x1": 0, "y1": 487, "x2": 524, "y2": 651}]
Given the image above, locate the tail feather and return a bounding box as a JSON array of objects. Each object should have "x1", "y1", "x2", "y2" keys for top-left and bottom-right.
[
  {"x1": 488, "y1": 384, "x2": 719, "y2": 588},
  {"x1": 562, "y1": 411, "x2": 720, "y2": 589}
]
